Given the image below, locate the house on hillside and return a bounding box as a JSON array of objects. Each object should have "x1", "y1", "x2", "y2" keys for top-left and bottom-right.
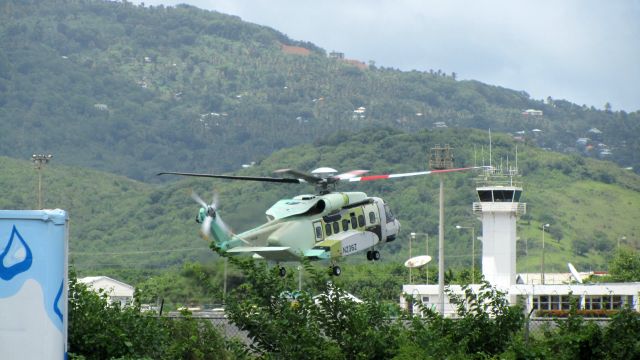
[
  {"x1": 329, "y1": 51, "x2": 344, "y2": 59},
  {"x1": 79, "y1": 276, "x2": 135, "y2": 307},
  {"x1": 522, "y1": 109, "x2": 543, "y2": 116},
  {"x1": 280, "y1": 44, "x2": 311, "y2": 56}
]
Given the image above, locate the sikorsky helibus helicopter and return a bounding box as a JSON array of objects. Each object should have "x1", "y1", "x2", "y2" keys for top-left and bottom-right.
[{"x1": 159, "y1": 166, "x2": 479, "y2": 276}]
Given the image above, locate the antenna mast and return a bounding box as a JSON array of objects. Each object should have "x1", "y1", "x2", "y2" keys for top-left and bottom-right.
[{"x1": 489, "y1": 128, "x2": 492, "y2": 169}]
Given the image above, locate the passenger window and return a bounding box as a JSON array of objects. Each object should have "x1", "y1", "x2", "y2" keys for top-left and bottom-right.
[
  {"x1": 369, "y1": 211, "x2": 376, "y2": 224},
  {"x1": 350, "y1": 215, "x2": 357, "y2": 229},
  {"x1": 358, "y1": 215, "x2": 365, "y2": 227},
  {"x1": 314, "y1": 223, "x2": 323, "y2": 240},
  {"x1": 333, "y1": 222, "x2": 340, "y2": 234},
  {"x1": 342, "y1": 219, "x2": 349, "y2": 231},
  {"x1": 325, "y1": 223, "x2": 332, "y2": 236}
]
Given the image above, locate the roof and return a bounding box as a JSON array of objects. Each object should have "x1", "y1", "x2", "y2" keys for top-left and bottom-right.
[
  {"x1": 79, "y1": 276, "x2": 134, "y2": 297},
  {"x1": 280, "y1": 44, "x2": 311, "y2": 56},
  {"x1": 516, "y1": 272, "x2": 590, "y2": 285}
]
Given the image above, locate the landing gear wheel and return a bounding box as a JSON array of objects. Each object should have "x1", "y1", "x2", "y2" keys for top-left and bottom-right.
[
  {"x1": 278, "y1": 266, "x2": 286, "y2": 277},
  {"x1": 331, "y1": 265, "x2": 342, "y2": 276},
  {"x1": 372, "y1": 250, "x2": 381, "y2": 261},
  {"x1": 366, "y1": 251, "x2": 373, "y2": 261}
]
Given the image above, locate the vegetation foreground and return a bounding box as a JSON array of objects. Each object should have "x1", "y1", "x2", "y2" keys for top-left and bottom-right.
[{"x1": 69, "y1": 250, "x2": 640, "y2": 360}]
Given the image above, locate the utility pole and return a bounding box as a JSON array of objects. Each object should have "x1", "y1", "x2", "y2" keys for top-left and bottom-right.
[
  {"x1": 32, "y1": 154, "x2": 53, "y2": 209},
  {"x1": 409, "y1": 233, "x2": 413, "y2": 284},
  {"x1": 430, "y1": 145, "x2": 453, "y2": 316},
  {"x1": 223, "y1": 257, "x2": 228, "y2": 305},
  {"x1": 541, "y1": 223, "x2": 549, "y2": 285}
]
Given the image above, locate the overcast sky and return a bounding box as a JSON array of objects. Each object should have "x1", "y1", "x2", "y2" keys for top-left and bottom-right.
[{"x1": 136, "y1": 0, "x2": 640, "y2": 112}]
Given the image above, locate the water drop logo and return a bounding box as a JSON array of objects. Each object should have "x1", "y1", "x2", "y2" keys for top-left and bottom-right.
[
  {"x1": 0, "y1": 225, "x2": 33, "y2": 280},
  {"x1": 54, "y1": 280, "x2": 64, "y2": 322}
]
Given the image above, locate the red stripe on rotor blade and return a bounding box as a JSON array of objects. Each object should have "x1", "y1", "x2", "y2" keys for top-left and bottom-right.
[{"x1": 431, "y1": 167, "x2": 473, "y2": 173}]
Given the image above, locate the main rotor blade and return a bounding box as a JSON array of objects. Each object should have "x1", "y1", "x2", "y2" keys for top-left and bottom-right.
[
  {"x1": 334, "y1": 169, "x2": 369, "y2": 180},
  {"x1": 347, "y1": 166, "x2": 483, "y2": 182},
  {"x1": 273, "y1": 169, "x2": 320, "y2": 184},
  {"x1": 158, "y1": 172, "x2": 303, "y2": 184}
]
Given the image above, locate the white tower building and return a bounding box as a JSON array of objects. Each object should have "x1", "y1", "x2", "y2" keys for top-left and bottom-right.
[{"x1": 473, "y1": 169, "x2": 526, "y2": 290}]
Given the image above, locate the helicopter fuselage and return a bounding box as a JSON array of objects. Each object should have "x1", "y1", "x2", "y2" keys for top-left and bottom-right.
[{"x1": 219, "y1": 192, "x2": 400, "y2": 262}]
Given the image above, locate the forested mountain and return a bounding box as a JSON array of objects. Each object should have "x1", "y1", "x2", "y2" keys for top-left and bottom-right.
[
  {"x1": 2, "y1": 128, "x2": 638, "y2": 280},
  {"x1": 1, "y1": 0, "x2": 638, "y2": 182}
]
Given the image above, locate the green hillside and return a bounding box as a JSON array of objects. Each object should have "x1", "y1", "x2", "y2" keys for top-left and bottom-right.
[
  {"x1": 1, "y1": 0, "x2": 638, "y2": 182},
  {"x1": 0, "y1": 155, "x2": 217, "y2": 277},
  {"x1": 1, "y1": 128, "x2": 638, "y2": 281}
]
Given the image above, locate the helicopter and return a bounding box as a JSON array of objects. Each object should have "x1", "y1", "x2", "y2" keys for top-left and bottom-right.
[{"x1": 159, "y1": 166, "x2": 480, "y2": 276}]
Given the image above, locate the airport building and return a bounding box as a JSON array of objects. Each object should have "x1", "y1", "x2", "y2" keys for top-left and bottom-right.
[{"x1": 401, "y1": 167, "x2": 640, "y2": 317}]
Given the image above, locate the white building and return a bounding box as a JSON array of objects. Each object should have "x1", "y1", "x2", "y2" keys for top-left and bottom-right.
[
  {"x1": 401, "y1": 282, "x2": 640, "y2": 317},
  {"x1": 401, "y1": 167, "x2": 640, "y2": 317},
  {"x1": 522, "y1": 109, "x2": 543, "y2": 116},
  {"x1": 79, "y1": 276, "x2": 135, "y2": 307}
]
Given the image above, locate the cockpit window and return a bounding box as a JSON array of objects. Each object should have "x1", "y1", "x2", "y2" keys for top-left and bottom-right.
[{"x1": 384, "y1": 204, "x2": 395, "y2": 223}]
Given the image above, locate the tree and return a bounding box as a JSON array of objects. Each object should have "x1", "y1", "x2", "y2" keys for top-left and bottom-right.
[
  {"x1": 401, "y1": 281, "x2": 524, "y2": 358},
  {"x1": 608, "y1": 248, "x2": 640, "y2": 282},
  {"x1": 68, "y1": 269, "x2": 239, "y2": 360},
  {"x1": 223, "y1": 253, "x2": 404, "y2": 359}
]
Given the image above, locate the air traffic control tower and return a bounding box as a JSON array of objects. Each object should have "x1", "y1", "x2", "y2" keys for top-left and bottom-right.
[{"x1": 473, "y1": 166, "x2": 526, "y2": 290}]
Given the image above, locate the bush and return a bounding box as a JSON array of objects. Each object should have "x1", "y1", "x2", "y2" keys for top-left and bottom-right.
[
  {"x1": 68, "y1": 269, "x2": 241, "y2": 360},
  {"x1": 405, "y1": 281, "x2": 524, "y2": 358}
]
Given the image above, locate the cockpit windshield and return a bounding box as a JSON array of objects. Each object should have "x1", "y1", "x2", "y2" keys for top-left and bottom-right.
[{"x1": 384, "y1": 204, "x2": 395, "y2": 223}]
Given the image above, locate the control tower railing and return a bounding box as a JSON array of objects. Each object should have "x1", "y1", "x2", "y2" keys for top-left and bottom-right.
[{"x1": 473, "y1": 202, "x2": 527, "y2": 216}]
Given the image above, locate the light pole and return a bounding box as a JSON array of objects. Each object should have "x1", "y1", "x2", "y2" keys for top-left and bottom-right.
[
  {"x1": 409, "y1": 233, "x2": 413, "y2": 284},
  {"x1": 430, "y1": 144, "x2": 453, "y2": 316},
  {"x1": 541, "y1": 223, "x2": 550, "y2": 285},
  {"x1": 223, "y1": 257, "x2": 228, "y2": 305},
  {"x1": 438, "y1": 175, "x2": 445, "y2": 315},
  {"x1": 32, "y1": 154, "x2": 53, "y2": 209},
  {"x1": 455, "y1": 225, "x2": 476, "y2": 284},
  {"x1": 410, "y1": 232, "x2": 430, "y2": 284}
]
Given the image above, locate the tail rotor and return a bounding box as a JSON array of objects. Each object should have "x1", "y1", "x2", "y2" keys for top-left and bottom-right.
[{"x1": 190, "y1": 190, "x2": 231, "y2": 239}]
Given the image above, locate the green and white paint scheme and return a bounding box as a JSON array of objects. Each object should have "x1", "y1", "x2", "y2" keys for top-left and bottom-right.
[
  {"x1": 161, "y1": 166, "x2": 478, "y2": 276},
  {"x1": 200, "y1": 191, "x2": 399, "y2": 266}
]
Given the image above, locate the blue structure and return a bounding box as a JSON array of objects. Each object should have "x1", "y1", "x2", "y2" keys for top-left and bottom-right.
[{"x1": 0, "y1": 210, "x2": 68, "y2": 359}]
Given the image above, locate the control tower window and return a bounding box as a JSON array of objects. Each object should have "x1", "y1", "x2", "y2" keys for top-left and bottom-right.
[
  {"x1": 478, "y1": 190, "x2": 493, "y2": 202},
  {"x1": 493, "y1": 190, "x2": 514, "y2": 202},
  {"x1": 514, "y1": 190, "x2": 522, "y2": 202}
]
